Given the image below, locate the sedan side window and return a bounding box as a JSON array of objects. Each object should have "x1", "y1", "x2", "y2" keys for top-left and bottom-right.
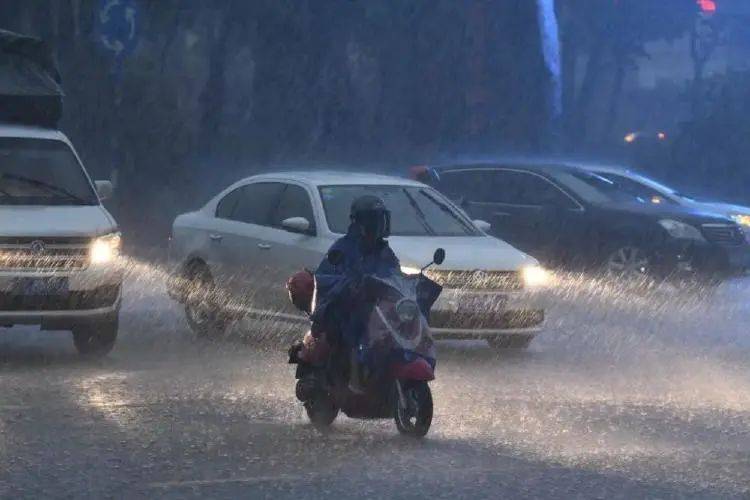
[
  {"x1": 231, "y1": 182, "x2": 284, "y2": 226},
  {"x1": 439, "y1": 171, "x2": 485, "y2": 203},
  {"x1": 272, "y1": 184, "x2": 316, "y2": 233},
  {"x1": 488, "y1": 170, "x2": 577, "y2": 208},
  {"x1": 215, "y1": 187, "x2": 242, "y2": 219}
]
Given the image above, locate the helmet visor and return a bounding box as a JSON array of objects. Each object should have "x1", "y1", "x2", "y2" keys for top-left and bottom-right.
[{"x1": 356, "y1": 209, "x2": 391, "y2": 239}]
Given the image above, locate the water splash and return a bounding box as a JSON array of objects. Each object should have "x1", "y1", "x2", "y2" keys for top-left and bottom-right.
[{"x1": 536, "y1": 0, "x2": 562, "y2": 118}]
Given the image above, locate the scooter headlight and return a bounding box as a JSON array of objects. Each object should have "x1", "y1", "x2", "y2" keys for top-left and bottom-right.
[
  {"x1": 395, "y1": 299, "x2": 419, "y2": 324},
  {"x1": 90, "y1": 232, "x2": 121, "y2": 264}
]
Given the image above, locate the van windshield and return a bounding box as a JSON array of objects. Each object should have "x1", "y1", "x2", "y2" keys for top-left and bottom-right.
[{"x1": 0, "y1": 138, "x2": 98, "y2": 206}]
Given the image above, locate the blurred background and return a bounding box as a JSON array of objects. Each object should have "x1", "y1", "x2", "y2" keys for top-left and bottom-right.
[{"x1": 2, "y1": 0, "x2": 749, "y2": 247}]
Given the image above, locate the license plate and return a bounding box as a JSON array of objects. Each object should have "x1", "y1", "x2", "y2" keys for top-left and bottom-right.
[
  {"x1": 457, "y1": 294, "x2": 507, "y2": 314},
  {"x1": 12, "y1": 277, "x2": 69, "y2": 296}
]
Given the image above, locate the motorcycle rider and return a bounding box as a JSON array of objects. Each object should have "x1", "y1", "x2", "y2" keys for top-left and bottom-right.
[{"x1": 311, "y1": 194, "x2": 400, "y2": 392}]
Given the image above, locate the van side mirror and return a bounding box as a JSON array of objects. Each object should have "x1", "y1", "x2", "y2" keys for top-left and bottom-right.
[
  {"x1": 95, "y1": 180, "x2": 113, "y2": 201},
  {"x1": 473, "y1": 219, "x2": 491, "y2": 232},
  {"x1": 327, "y1": 249, "x2": 344, "y2": 266}
]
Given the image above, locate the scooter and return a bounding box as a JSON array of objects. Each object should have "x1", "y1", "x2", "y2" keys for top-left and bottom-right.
[{"x1": 288, "y1": 248, "x2": 445, "y2": 437}]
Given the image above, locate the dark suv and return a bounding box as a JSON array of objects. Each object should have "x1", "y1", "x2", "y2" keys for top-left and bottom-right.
[{"x1": 412, "y1": 162, "x2": 750, "y2": 284}]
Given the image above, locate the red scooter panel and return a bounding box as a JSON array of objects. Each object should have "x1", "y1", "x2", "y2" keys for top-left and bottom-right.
[{"x1": 391, "y1": 358, "x2": 435, "y2": 381}]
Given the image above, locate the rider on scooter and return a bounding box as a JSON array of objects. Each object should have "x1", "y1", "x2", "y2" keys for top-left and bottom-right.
[{"x1": 312, "y1": 195, "x2": 400, "y2": 392}]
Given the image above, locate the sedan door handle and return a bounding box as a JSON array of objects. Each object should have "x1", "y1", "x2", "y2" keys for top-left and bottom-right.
[
  {"x1": 493, "y1": 212, "x2": 512, "y2": 218},
  {"x1": 209, "y1": 233, "x2": 223, "y2": 242},
  {"x1": 257, "y1": 243, "x2": 272, "y2": 250}
]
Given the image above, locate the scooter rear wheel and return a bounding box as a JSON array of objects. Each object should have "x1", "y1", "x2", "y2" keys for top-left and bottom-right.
[
  {"x1": 305, "y1": 395, "x2": 339, "y2": 429},
  {"x1": 394, "y1": 381, "x2": 433, "y2": 438}
]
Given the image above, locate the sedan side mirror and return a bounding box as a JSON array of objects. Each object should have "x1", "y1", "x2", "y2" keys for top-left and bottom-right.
[
  {"x1": 281, "y1": 217, "x2": 311, "y2": 234},
  {"x1": 473, "y1": 219, "x2": 492, "y2": 232},
  {"x1": 95, "y1": 180, "x2": 114, "y2": 201}
]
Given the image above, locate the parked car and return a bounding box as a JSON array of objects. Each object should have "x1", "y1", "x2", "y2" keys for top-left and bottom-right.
[
  {"x1": 411, "y1": 162, "x2": 750, "y2": 285},
  {"x1": 0, "y1": 124, "x2": 123, "y2": 356},
  {"x1": 168, "y1": 171, "x2": 548, "y2": 349}
]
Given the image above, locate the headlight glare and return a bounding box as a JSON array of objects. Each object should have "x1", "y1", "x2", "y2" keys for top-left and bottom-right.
[
  {"x1": 522, "y1": 265, "x2": 550, "y2": 288},
  {"x1": 400, "y1": 265, "x2": 421, "y2": 276},
  {"x1": 658, "y1": 219, "x2": 704, "y2": 241},
  {"x1": 90, "y1": 232, "x2": 121, "y2": 264}
]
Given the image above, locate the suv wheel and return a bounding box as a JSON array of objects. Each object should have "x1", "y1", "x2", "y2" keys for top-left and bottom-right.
[
  {"x1": 184, "y1": 265, "x2": 229, "y2": 340},
  {"x1": 73, "y1": 318, "x2": 118, "y2": 357}
]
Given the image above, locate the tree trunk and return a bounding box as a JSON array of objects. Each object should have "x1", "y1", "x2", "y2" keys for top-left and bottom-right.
[
  {"x1": 602, "y1": 59, "x2": 626, "y2": 145},
  {"x1": 569, "y1": 40, "x2": 604, "y2": 148}
]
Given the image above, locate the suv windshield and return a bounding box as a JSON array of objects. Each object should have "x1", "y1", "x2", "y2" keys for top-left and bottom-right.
[
  {"x1": 552, "y1": 170, "x2": 675, "y2": 205},
  {"x1": 0, "y1": 138, "x2": 98, "y2": 206},
  {"x1": 319, "y1": 185, "x2": 480, "y2": 236}
]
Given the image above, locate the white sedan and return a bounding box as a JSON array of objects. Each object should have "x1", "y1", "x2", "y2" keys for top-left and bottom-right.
[{"x1": 167, "y1": 171, "x2": 548, "y2": 349}]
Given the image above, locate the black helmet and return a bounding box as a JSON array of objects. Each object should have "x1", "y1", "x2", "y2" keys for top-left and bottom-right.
[{"x1": 350, "y1": 195, "x2": 391, "y2": 240}]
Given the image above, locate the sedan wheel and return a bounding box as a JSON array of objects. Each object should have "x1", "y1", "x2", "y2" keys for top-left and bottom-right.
[
  {"x1": 184, "y1": 266, "x2": 228, "y2": 340},
  {"x1": 604, "y1": 245, "x2": 653, "y2": 284}
]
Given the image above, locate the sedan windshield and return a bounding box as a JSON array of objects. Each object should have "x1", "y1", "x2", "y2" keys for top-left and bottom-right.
[
  {"x1": 319, "y1": 185, "x2": 480, "y2": 236},
  {"x1": 552, "y1": 170, "x2": 676, "y2": 206},
  {"x1": 0, "y1": 138, "x2": 98, "y2": 206}
]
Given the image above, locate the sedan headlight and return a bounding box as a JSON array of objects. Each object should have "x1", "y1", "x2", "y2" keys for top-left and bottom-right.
[
  {"x1": 730, "y1": 214, "x2": 750, "y2": 227},
  {"x1": 395, "y1": 299, "x2": 419, "y2": 323},
  {"x1": 90, "y1": 232, "x2": 122, "y2": 264},
  {"x1": 400, "y1": 265, "x2": 421, "y2": 276},
  {"x1": 522, "y1": 265, "x2": 550, "y2": 288},
  {"x1": 658, "y1": 219, "x2": 704, "y2": 241}
]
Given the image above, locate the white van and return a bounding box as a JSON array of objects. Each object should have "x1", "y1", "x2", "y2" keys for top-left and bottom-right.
[{"x1": 0, "y1": 124, "x2": 123, "y2": 356}]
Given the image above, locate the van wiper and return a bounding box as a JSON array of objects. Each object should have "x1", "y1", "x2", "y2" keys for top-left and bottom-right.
[
  {"x1": 0, "y1": 173, "x2": 88, "y2": 204},
  {"x1": 402, "y1": 188, "x2": 435, "y2": 235}
]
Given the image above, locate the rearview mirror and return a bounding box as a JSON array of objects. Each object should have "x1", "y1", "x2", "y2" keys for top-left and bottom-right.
[
  {"x1": 95, "y1": 180, "x2": 113, "y2": 201},
  {"x1": 327, "y1": 249, "x2": 344, "y2": 266},
  {"x1": 281, "y1": 217, "x2": 311, "y2": 234},
  {"x1": 473, "y1": 219, "x2": 491, "y2": 232},
  {"x1": 433, "y1": 248, "x2": 446, "y2": 266}
]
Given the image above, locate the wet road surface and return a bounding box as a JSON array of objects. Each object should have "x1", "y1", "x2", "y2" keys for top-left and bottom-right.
[{"x1": 0, "y1": 262, "x2": 749, "y2": 498}]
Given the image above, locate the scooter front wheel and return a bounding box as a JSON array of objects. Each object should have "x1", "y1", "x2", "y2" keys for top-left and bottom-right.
[{"x1": 394, "y1": 381, "x2": 433, "y2": 438}]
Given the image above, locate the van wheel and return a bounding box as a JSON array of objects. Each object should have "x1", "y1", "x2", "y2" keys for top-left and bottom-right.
[
  {"x1": 73, "y1": 319, "x2": 118, "y2": 357},
  {"x1": 184, "y1": 265, "x2": 228, "y2": 340}
]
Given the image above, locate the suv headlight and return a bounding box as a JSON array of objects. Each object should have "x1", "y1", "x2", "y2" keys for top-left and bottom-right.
[
  {"x1": 658, "y1": 219, "x2": 704, "y2": 241},
  {"x1": 522, "y1": 265, "x2": 550, "y2": 288},
  {"x1": 90, "y1": 232, "x2": 122, "y2": 264}
]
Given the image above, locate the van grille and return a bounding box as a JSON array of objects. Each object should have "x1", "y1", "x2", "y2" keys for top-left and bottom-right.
[
  {"x1": 701, "y1": 224, "x2": 745, "y2": 246},
  {"x1": 426, "y1": 270, "x2": 523, "y2": 291},
  {"x1": 0, "y1": 237, "x2": 90, "y2": 272}
]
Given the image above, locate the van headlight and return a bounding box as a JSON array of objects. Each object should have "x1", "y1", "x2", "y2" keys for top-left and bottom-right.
[
  {"x1": 658, "y1": 219, "x2": 704, "y2": 241},
  {"x1": 90, "y1": 232, "x2": 121, "y2": 264},
  {"x1": 522, "y1": 265, "x2": 550, "y2": 288}
]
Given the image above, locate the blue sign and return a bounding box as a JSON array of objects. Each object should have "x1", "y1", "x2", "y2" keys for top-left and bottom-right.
[{"x1": 97, "y1": 0, "x2": 138, "y2": 63}]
